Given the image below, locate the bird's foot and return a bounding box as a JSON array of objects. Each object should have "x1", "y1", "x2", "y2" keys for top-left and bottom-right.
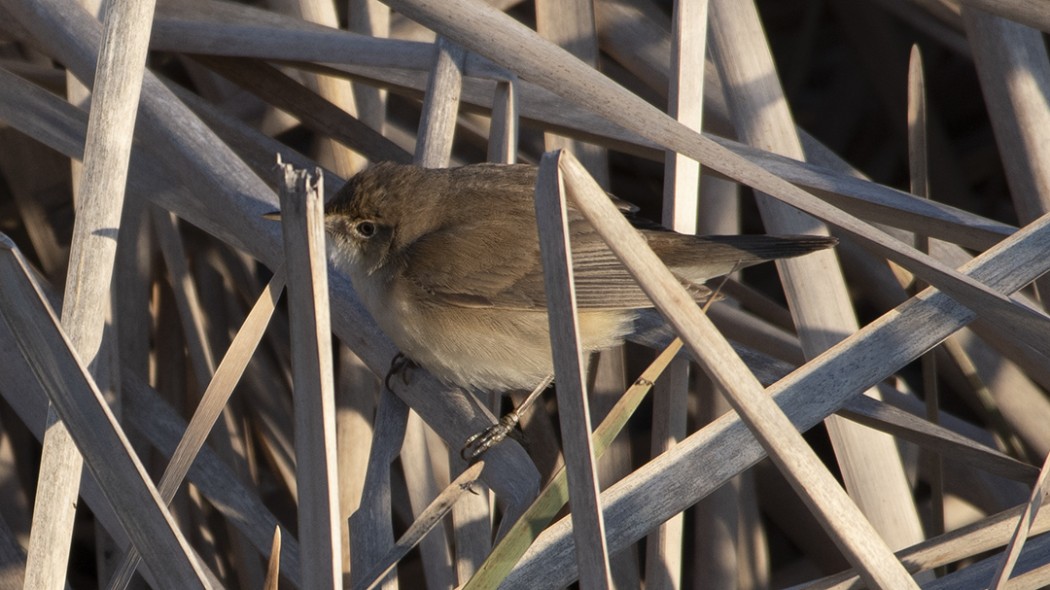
[
  {"x1": 461, "y1": 410, "x2": 522, "y2": 462},
  {"x1": 460, "y1": 375, "x2": 554, "y2": 461},
  {"x1": 384, "y1": 352, "x2": 416, "y2": 392}
]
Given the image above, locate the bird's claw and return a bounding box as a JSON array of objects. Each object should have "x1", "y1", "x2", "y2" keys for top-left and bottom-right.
[
  {"x1": 461, "y1": 411, "x2": 521, "y2": 461},
  {"x1": 384, "y1": 353, "x2": 415, "y2": 392}
]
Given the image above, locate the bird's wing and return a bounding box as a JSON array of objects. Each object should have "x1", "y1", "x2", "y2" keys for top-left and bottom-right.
[{"x1": 401, "y1": 212, "x2": 710, "y2": 311}]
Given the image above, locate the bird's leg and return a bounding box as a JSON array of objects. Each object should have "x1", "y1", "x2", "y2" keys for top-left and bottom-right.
[{"x1": 461, "y1": 374, "x2": 554, "y2": 461}]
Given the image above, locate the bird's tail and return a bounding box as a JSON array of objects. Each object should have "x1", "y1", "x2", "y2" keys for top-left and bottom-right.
[{"x1": 658, "y1": 234, "x2": 838, "y2": 283}]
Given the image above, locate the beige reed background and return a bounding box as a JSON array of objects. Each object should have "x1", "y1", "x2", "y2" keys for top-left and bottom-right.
[{"x1": 1, "y1": 0, "x2": 1050, "y2": 588}]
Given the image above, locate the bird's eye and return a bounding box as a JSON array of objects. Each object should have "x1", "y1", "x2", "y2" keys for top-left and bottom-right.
[{"x1": 354, "y1": 220, "x2": 377, "y2": 238}]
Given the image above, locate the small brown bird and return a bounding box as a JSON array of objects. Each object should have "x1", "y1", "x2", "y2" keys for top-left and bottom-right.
[{"x1": 323, "y1": 162, "x2": 835, "y2": 403}]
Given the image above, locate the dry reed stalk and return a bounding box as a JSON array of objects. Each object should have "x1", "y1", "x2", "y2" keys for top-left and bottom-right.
[
  {"x1": 535, "y1": 0, "x2": 608, "y2": 185},
  {"x1": 487, "y1": 73, "x2": 519, "y2": 163},
  {"x1": 399, "y1": 413, "x2": 455, "y2": 588},
  {"x1": 0, "y1": 269, "x2": 238, "y2": 589},
  {"x1": 348, "y1": 385, "x2": 408, "y2": 589},
  {"x1": 796, "y1": 500, "x2": 1050, "y2": 589},
  {"x1": 802, "y1": 131, "x2": 1050, "y2": 475},
  {"x1": 0, "y1": 240, "x2": 208, "y2": 587},
  {"x1": 11, "y1": 0, "x2": 543, "y2": 515},
  {"x1": 348, "y1": 0, "x2": 390, "y2": 132},
  {"x1": 695, "y1": 179, "x2": 758, "y2": 587},
  {"x1": 339, "y1": 4, "x2": 388, "y2": 579},
  {"x1": 989, "y1": 453, "x2": 1050, "y2": 587},
  {"x1": 269, "y1": 0, "x2": 364, "y2": 176},
  {"x1": 558, "y1": 151, "x2": 921, "y2": 588},
  {"x1": 710, "y1": 136, "x2": 1016, "y2": 250},
  {"x1": 335, "y1": 343, "x2": 380, "y2": 576},
  {"x1": 0, "y1": 130, "x2": 68, "y2": 277},
  {"x1": 3, "y1": 0, "x2": 1050, "y2": 587},
  {"x1": 907, "y1": 45, "x2": 947, "y2": 548},
  {"x1": 962, "y1": 8, "x2": 1050, "y2": 303},
  {"x1": 646, "y1": 0, "x2": 707, "y2": 586},
  {"x1": 592, "y1": 0, "x2": 1016, "y2": 246},
  {"x1": 192, "y1": 56, "x2": 411, "y2": 163},
  {"x1": 838, "y1": 395, "x2": 1036, "y2": 484},
  {"x1": 959, "y1": 0, "x2": 1050, "y2": 31},
  {"x1": 416, "y1": 37, "x2": 467, "y2": 165},
  {"x1": 277, "y1": 163, "x2": 342, "y2": 589},
  {"x1": 535, "y1": 153, "x2": 614, "y2": 588},
  {"x1": 711, "y1": 0, "x2": 925, "y2": 554},
  {"x1": 23, "y1": 0, "x2": 158, "y2": 585},
  {"x1": 465, "y1": 340, "x2": 686, "y2": 588}
]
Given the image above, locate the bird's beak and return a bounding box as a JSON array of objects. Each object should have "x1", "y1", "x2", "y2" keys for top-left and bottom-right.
[{"x1": 262, "y1": 210, "x2": 281, "y2": 221}]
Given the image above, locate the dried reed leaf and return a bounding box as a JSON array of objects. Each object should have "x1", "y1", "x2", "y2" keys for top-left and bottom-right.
[
  {"x1": 357, "y1": 460, "x2": 486, "y2": 590},
  {"x1": 264, "y1": 527, "x2": 282, "y2": 590},
  {"x1": 107, "y1": 267, "x2": 287, "y2": 588},
  {"x1": 989, "y1": 454, "x2": 1050, "y2": 587}
]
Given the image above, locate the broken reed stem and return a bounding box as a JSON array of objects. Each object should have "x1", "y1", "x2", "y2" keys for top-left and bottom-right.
[
  {"x1": 6, "y1": 1, "x2": 1050, "y2": 583},
  {"x1": 276, "y1": 161, "x2": 342, "y2": 589}
]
